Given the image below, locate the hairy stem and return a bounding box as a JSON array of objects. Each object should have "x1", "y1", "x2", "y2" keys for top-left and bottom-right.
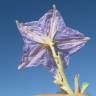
[{"x1": 49, "y1": 43, "x2": 73, "y2": 95}]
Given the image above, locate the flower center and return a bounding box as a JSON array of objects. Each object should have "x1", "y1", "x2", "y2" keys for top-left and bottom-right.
[{"x1": 43, "y1": 36, "x2": 55, "y2": 47}]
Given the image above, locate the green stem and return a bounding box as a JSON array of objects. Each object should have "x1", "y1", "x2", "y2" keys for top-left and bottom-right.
[{"x1": 50, "y1": 43, "x2": 73, "y2": 95}]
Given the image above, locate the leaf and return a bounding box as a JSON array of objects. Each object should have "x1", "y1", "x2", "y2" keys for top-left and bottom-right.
[
  {"x1": 74, "y1": 74, "x2": 80, "y2": 93},
  {"x1": 81, "y1": 82, "x2": 89, "y2": 94}
]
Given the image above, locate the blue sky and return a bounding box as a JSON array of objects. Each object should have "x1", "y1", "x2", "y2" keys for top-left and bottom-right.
[{"x1": 0, "y1": 0, "x2": 96, "y2": 96}]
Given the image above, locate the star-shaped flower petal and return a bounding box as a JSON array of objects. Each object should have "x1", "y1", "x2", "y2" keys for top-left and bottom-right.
[{"x1": 16, "y1": 5, "x2": 90, "y2": 71}]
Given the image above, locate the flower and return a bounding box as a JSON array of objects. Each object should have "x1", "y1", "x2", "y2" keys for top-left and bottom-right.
[{"x1": 16, "y1": 5, "x2": 90, "y2": 71}]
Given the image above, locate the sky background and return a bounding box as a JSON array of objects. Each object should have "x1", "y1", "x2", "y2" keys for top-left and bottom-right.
[{"x1": 0, "y1": 0, "x2": 96, "y2": 96}]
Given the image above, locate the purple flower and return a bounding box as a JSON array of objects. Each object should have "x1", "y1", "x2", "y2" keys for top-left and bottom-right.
[{"x1": 16, "y1": 6, "x2": 90, "y2": 71}]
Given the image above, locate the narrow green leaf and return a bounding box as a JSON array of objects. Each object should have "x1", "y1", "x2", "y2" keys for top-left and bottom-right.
[
  {"x1": 81, "y1": 82, "x2": 89, "y2": 94},
  {"x1": 74, "y1": 74, "x2": 80, "y2": 93}
]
